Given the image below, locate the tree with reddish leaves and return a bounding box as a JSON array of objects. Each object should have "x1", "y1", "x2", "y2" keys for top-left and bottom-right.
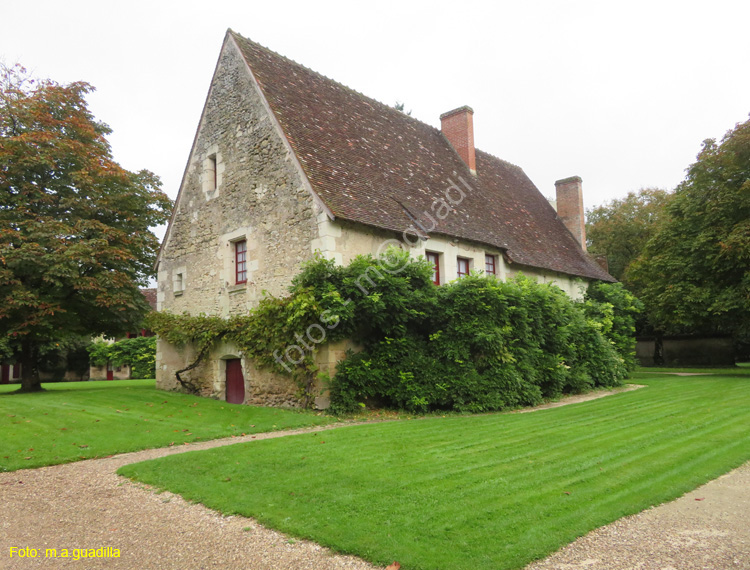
[{"x1": 0, "y1": 64, "x2": 172, "y2": 391}]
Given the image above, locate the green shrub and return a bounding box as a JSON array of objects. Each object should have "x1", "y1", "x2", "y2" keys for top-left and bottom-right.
[
  {"x1": 148, "y1": 250, "x2": 635, "y2": 411},
  {"x1": 583, "y1": 282, "x2": 643, "y2": 371},
  {"x1": 330, "y1": 272, "x2": 629, "y2": 414}
]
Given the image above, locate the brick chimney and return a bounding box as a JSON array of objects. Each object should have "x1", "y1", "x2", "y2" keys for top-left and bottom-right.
[
  {"x1": 555, "y1": 176, "x2": 587, "y2": 251},
  {"x1": 440, "y1": 106, "x2": 476, "y2": 175}
]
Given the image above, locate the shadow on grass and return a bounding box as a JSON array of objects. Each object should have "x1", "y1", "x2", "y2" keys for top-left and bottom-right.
[{"x1": 0, "y1": 379, "x2": 156, "y2": 396}]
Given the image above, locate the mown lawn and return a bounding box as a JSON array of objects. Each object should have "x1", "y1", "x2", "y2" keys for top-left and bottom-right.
[
  {"x1": 0, "y1": 380, "x2": 333, "y2": 472},
  {"x1": 120, "y1": 370, "x2": 750, "y2": 570}
]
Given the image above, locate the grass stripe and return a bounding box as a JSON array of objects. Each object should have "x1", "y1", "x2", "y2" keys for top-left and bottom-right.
[{"x1": 120, "y1": 372, "x2": 750, "y2": 570}]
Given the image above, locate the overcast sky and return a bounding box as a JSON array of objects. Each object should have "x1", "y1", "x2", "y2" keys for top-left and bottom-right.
[{"x1": 3, "y1": 0, "x2": 749, "y2": 229}]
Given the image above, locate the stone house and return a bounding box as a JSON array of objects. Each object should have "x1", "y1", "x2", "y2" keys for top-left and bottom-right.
[{"x1": 155, "y1": 29, "x2": 614, "y2": 407}]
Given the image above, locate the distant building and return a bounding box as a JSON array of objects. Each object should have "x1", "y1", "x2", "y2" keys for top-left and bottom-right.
[{"x1": 88, "y1": 288, "x2": 157, "y2": 381}]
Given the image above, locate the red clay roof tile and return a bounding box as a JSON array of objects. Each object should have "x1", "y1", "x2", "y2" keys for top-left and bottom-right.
[{"x1": 230, "y1": 31, "x2": 614, "y2": 282}]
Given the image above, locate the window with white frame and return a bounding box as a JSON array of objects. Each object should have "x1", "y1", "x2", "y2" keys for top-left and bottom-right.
[
  {"x1": 457, "y1": 257, "x2": 470, "y2": 279},
  {"x1": 426, "y1": 251, "x2": 440, "y2": 285}
]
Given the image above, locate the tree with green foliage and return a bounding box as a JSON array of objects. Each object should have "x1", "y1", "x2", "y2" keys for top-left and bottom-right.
[
  {"x1": 0, "y1": 64, "x2": 172, "y2": 391},
  {"x1": 88, "y1": 336, "x2": 156, "y2": 379},
  {"x1": 629, "y1": 117, "x2": 750, "y2": 338},
  {"x1": 586, "y1": 187, "x2": 672, "y2": 283},
  {"x1": 583, "y1": 281, "x2": 643, "y2": 370},
  {"x1": 38, "y1": 335, "x2": 91, "y2": 381}
]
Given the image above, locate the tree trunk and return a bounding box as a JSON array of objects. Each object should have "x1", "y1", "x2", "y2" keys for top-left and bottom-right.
[
  {"x1": 653, "y1": 334, "x2": 664, "y2": 366},
  {"x1": 20, "y1": 340, "x2": 42, "y2": 392}
]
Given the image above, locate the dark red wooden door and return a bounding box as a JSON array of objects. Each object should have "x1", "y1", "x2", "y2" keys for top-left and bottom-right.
[
  {"x1": 106, "y1": 363, "x2": 114, "y2": 381},
  {"x1": 1, "y1": 365, "x2": 9, "y2": 384},
  {"x1": 225, "y1": 359, "x2": 245, "y2": 404}
]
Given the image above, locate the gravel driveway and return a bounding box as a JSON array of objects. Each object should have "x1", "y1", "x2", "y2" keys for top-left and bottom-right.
[
  {"x1": 525, "y1": 462, "x2": 750, "y2": 570},
  {"x1": 1, "y1": 389, "x2": 748, "y2": 570},
  {"x1": 0, "y1": 424, "x2": 378, "y2": 570}
]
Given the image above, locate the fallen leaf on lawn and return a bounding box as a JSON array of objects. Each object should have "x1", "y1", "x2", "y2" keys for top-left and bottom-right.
[
  {"x1": 564, "y1": 491, "x2": 571, "y2": 495},
  {"x1": 79, "y1": 445, "x2": 88, "y2": 448},
  {"x1": 386, "y1": 562, "x2": 401, "y2": 570},
  {"x1": 24, "y1": 457, "x2": 31, "y2": 460}
]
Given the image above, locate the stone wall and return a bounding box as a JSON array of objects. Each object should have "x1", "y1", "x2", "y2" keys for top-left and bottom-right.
[
  {"x1": 156, "y1": 36, "x2": 321, "y2": 320},
  {"x1": 156, "y1": 36, "x2": 324, "y2": 400},
  {"x1": 156, "y1": 337, "x2": 354, "y2": 409},
  {"x1": 637, "y1": 336, "x2": 735, "y2": 367}
]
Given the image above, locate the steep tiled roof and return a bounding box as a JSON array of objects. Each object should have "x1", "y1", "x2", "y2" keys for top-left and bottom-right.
[{"x1": 230, "y1": 31, "x2": 614, "y2": 282}]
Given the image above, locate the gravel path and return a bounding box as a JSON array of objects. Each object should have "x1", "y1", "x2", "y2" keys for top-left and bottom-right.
[
  {"x1": 1, "y1": 386, "x2": 747, "y2": 570},
  {"x1": 524, "y1": 463, "x2": 750, "y2": 570},
  {"x1": 0, "y1": 423, "x2": 379, "y2": 570}
]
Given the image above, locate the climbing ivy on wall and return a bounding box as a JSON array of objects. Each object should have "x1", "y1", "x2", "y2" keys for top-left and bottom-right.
[{"x1": 148, "y1": 249, "x2": 641, "y2": 412}]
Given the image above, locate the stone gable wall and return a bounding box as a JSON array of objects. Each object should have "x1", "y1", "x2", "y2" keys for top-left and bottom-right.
[
  {"x1": 156, "y1": 38, "x2": 321, "y2": 399},
  {"x1": 157, "y1": 38, "x2": 320, "y2": 319}
]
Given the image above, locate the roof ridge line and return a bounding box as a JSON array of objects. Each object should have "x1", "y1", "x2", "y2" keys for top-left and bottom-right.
[
  {"x1": 229, "y1": 31, "x2": 441, "y2": 133},
  {"x1": 475, "y1": 147, "x2": 524, "y2": 172}
]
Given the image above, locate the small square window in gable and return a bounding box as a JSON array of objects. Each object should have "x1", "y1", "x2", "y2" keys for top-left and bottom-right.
[
  {"x1": 173, "y1": 270, "x2": 185, "y2": 296},
  {"x1": 202, "y1": 146, "x2": 223, "y2": 200}
]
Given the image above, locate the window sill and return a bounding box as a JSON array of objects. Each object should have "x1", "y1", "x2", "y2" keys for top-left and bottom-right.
[
  {"x1": 227, "y1": 284, "x2": 247, "y2": 294},
  {"x1": 174, "y1": 290, "x2": 184, "y2": 297}
]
